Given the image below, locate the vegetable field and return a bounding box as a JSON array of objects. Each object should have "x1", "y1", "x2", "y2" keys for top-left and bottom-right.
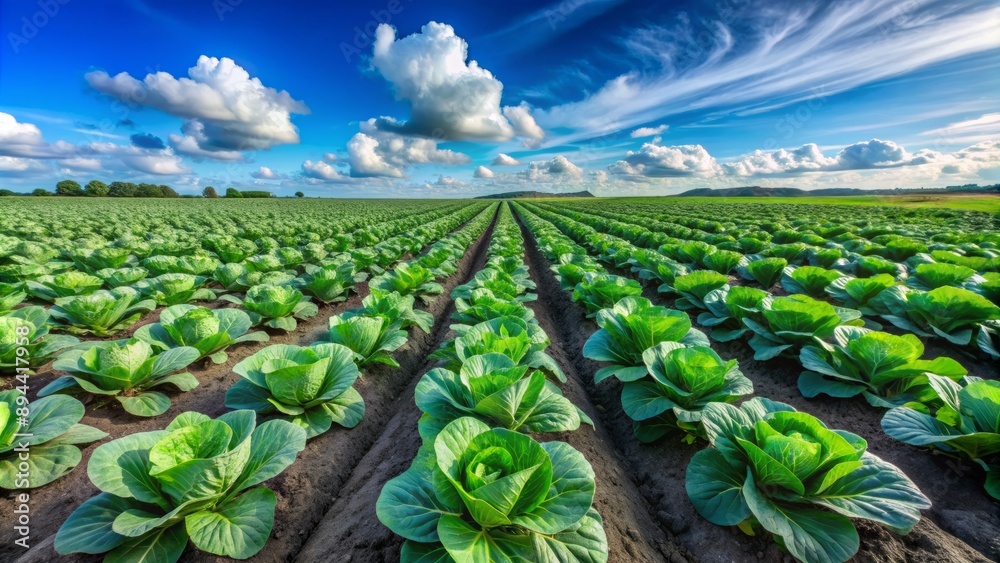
[{"x1": 0, "y1": 196, "x2": 998, "y2": 563}]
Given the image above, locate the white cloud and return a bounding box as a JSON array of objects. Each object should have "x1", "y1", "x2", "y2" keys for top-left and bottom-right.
[
  {"x1": 473, "y1": 165, "x2": 494, "y2": 178},
  {"x1": 169, "y1": 128, "x2": 243, "y2": 161},
  {"x1": 502, "y1": 103, "x2": 545, "y2": 147},
  {"x1": 59, "y1": 157, "x2": 102, "y2": 171},
  {"x1": 920, "y1": 113, "x2": 1000, "y2": 145},
  {"x1": 322, "y1": 152, "x2": 338, "y2": 162},
  {"x1": 86, "y1": 56, "x2": 308, "y2": 155},
  {"x1": 492, "y1": 153, "x2": 520, "y2": 166},
  {"x1": 0, "y1": 112, "x2": 79, "y2": 158},
  {"x1": 302, "y1": 160, "x2": 350, "y2": 182},
  {"x1": 631, "y1": 124, "x2": 668, "y2": 138},
  {"x1": 347, "y1": 120, "x2": 471, "y2": 178},
  {"x1": 610, "y1": 142, "x2": 720, "y2": 177},
  {"x1": 0, "y1": 156, "x2": 47, "y2": 177},
  {"x1": 251, "y1": 166, "x2": 281, "y2": 180},
  {"x1": 724, "y1": 143, "x2": 837, "y2": 176},
  {"x1": 369, "y1": 22, "x2": 543, "y2": 144},
  {"x1": 526, "y1": 155, "x2": 584, "y2": 181}
]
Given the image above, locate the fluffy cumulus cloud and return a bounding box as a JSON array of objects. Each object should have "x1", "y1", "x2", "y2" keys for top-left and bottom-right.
[
  {"x1": 0, "y1": 112, "x2": 77, "y2": 159},
  {"x1": 0, "y1": 156, "x2": 47, "y2": 177},
  {"x1": 86, "y1": 56, "x2": 308, "y2": 157},
  {"x1": 724, "y1": 143, "x2": 836, "y2": 176},
  {"x1": 346, "y1": 119, "x2": 471, "y2": 178},
  {"x1": 301, "y1": 159, "x2": 349, "y2": 183},
  {"x1": 526, "y1": 155, "x2": 584, "y2": 181},
  {"x1": 369, "y1": 22, "x2": 543, "y2": 144},
  {"x1": 473, "y1": 165, "x2": 494, "y2": 178},
  {"x1": 631, "y1": 124, "x2": 668, "y2": 138},
  {"x1": 492, "y1": 153, "x2": 520, "y2": 166},
  {"x1": 89, "y1": 142, "x2": 189, "y2": 175},
  {"x1": 609, "y1": 142, "x2": 720, "y2": 177},
  {"x1": 251, "y1": 166, "x2": 281, "y2": 180}
]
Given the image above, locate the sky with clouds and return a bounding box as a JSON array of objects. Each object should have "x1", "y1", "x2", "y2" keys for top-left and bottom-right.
[{"x1": 0, "y1": 0, "x2": 998, "y2": 197}]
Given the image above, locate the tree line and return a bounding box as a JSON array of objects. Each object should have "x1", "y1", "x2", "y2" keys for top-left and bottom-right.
[{"x1": 0, "y1": 180, "x2": 286, "y2": 199}]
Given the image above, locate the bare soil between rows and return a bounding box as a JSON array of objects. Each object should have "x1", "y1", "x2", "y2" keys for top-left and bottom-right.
[
  {"x1": 512, "y1": 206, "x2": 1000, "y2": 563},
  {"x1": 3, "y1": 208, "x2": 496, "y2": 563}
]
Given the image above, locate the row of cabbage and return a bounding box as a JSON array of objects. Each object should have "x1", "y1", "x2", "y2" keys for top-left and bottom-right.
[
  {"x1": 4, "y1": 204, "x2": 494, "y2": 562},
  {"x1": 535, "y1": 201, "x2": 1000, "y2": 359},
  {"x1": 527, "y1": 201, "x2": 1000, "y2": 502},
  {"x1": 514, "y1": 202, "x2": 937, "y2": 563},
  {"x1": 0, "y1": 202, "x2": 484, "y2": 346},
  {"x1": 377, "y1": 203, "x2": 609, "y2": 562}
]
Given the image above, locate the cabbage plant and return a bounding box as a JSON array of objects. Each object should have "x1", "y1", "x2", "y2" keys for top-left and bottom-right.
[
  {"x1": 227, "y1": 342, "x2": 364, "y2": 438},
  {"x1": 739, "y1": 257, "x2": 787, "y2": 288},
  {"x1": 55, "y1": 410, "x2": 307, "y2": 561},
  {"x1": 136, "y1": 273, "x2": 217, "y2": 306},
  {"x1": 0, "y1": 306, "x2": 80, "y2": 374},
  {"x1": 452, "y1": 267, "x2": 536, "y2": 303},
  {"x1": 134, "y1": 304, "x2": 269, "y2": 364},
  {"x1": 799, "y1": 326, "x2": 967, "y2": 407},
  {"x1": 435, "y1": 317, "x2": 565, "y2": 382},
  {"x1": 452, "y1": 287, "x2": 535, "y2": 329},
  {"x1": 415, "y1": 353, "x2": 590, "y2": 441},
  {"x1": 583, "y1": 296, "x2": 709, "y2": 383},
  {"x1": 744, "y1": 294, "x2": 864, "y2": 360},
  {"x1": 572, "y1": 273, "x2": 642, "y2": 316},
  {"x1": 0, "y1": 390, "x2": 106, "y2": 488},
  {"x1": 377, "y1": 417, "x2": 607, "y2": 561},
  {"x1": 341, "y1": 289, "x2": 433, "y2": 333},
  {"x1": 327, "y1": 314, "x2": 407, "y2": 368},
  {"x1": 883, "y1": 375, "x2": 999, "y2": 500},
  {"x1": 906, "y1": 262, "x2": 978, "y2": 291},
  {"x1": 95, "y1": 266, "x2": 148, "y2": 288},
  {"x1": 672, "y1": 270, "x2": 730, "y2": 311},
  {"x1": 825, "y1": 273, "x2": 895, "y2": 315},
  {"x1": 553, "y1": 253, "x2": 602, "y2": 291},
  {"x1": 622, "y1": 342, "x2": 752, "y2": 443},
  {"x1": 696, "y1": 285, "x2": 768, "y2": 341},
  {"x1": 881, "y1": 286, "x2": 1000, "y2": 354},
  {"x1": 296, "y1": 261, "x2": 366, "y2": 303},
  {"x1": 26, "y1": 271, "x2": 103, "y2": 302},
  {"x1": 370, "y1": 262, "x2": 443, "y2": 304},
  {"x1": 780, "y1": 265, "x2": 843, "y2": 298},
  {"x1": 241, "y1": 283, "x2": 318, "y2": 331},
  {"x1": 49, "y1": 287, "x2": 157, "y2": 336},
  {"x1": 0, "y1": 282, "x2": 26, "y2": 314},
  {"x1": 41, "y1": 339, "x2": 200, "y2": 417},
  {"x1": 687, "y1": 398, "x2": 929, "y2": 563}
]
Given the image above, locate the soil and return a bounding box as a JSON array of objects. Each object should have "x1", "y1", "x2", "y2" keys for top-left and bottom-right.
[
  {"x1": 510, "y1": 205, "x2": 1000, "y2": 563},
  {"x1": 4, "y1": 208, "x2": 497, "y2": 563}
]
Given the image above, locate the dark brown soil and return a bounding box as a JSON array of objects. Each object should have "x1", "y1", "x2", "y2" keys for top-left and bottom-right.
[
  {"x1": 5, "y1": 209, "x2": 498, "y2": 563},
  {"x1": 511, "y1": 205, "x2": 998, "y2": 563}
]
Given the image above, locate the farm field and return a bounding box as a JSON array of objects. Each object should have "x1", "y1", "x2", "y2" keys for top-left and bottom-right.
[{"x1": 0, "y1": 196, "x2": 998, "y2": 563}]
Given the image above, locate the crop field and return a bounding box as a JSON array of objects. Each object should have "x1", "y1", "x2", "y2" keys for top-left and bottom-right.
[{"x1": 0, "y1": 196, "x2": 998, "y2": 563}]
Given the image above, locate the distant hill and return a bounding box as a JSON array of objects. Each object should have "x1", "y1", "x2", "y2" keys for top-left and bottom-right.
[
  {"x1": 475, "y1": 190, "x2": 594, "y2": 199},
  {"x1": 678, "y1": 185, "x2": 1000, "y2": 197}
]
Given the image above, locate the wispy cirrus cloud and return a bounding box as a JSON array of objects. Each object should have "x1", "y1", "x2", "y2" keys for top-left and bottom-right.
[{"x1": 536, "y1": 0, "x2": 1000, "y2": 146}]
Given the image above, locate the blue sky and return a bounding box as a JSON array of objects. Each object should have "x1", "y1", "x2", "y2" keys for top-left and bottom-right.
[{"x1": 0, "y1": 0, "x2": 998, "y2": 196}]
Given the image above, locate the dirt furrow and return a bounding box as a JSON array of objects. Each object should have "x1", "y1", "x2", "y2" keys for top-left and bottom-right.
[{"x1": 512, "y1": 206, "x2": 996, "y2": 563}]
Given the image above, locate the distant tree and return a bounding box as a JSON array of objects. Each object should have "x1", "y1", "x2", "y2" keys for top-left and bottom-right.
[
  {"x1": 108, "y1": 181, "x2": 138, "y2": 197},
  {"x1": 0, "y1": 189, "x2": 14, "y2": 197},
  {"x1": 203, "y1": 186, "x2": 219, "y2": 198},
  {"x1": 295, "y1": 191, "x2": 304, "y2": 198},
  {"x1": 84, "y1": 180, "x2": 109, "y2": 197},
  {"x1": 56, "y1": 180, "x2": 83, "y2": 196},
  {"x1": 225, "y1": 188, "x2": 243, "y2": 198},
  {"x1": 159, "y1": 185, "x2": 179, "y2": 198},
  {"x1": 136, "y1": 183, "x2": 163, "y2": 198},
  {"x1": 240, "y1": 190, "x2": 271, "y2": 198},
  {"x1": 32, "y1": 188, "x2": 50, "y2": 197}
]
